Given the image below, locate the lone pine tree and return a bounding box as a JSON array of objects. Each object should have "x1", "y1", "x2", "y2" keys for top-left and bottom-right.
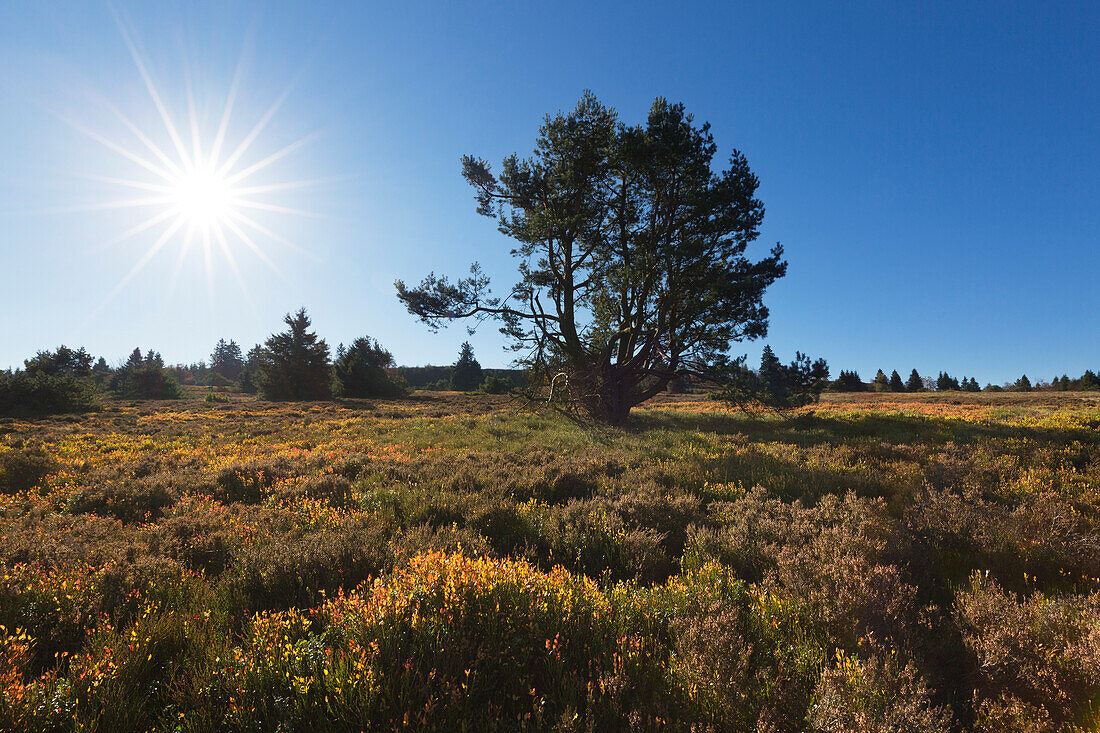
[{"x1": 396, "y1": 93, "x2": 786, "y2": 424}]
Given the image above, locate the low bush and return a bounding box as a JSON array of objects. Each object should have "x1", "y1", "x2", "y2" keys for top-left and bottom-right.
[
  {"x1": 225, "y1": 518, "x2": 390, "y2": 613},
  {"x1": 809, "y1": 647, "x2": 951, "y2": 733},
  {"x1": 224, "y1": 553, "x2": 677, "y2": 730},
  {"x1": 67, "y1": 478, "x2": 177, "y2": 523},
  {"x1": 956, "y1": 574, "x2": 1100, "y2": 729},
  {"x1": 212, "y1": 458, "x2": 297, "y2": 504}
]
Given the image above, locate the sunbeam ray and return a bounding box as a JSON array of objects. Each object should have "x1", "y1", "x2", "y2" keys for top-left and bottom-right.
[
  {"x1": 223, "y1": 131, "x2": 318, "y2": 185},
  {"x1": 212, "y1": 222, "x2": 257, "y2": 315},
  {"x1": 82, "y1": 214, "x2": 187, "y2": 327},
  {"x1": 215, "y1": 72, "x2": 303, "y2": 177},
  {"x1": 112, "y1": 8, "x2": 193, "y2": 170},
  {"x1": 226, "y1": 209, "x2": 317, "y2": 260},
  {"x1": 220, "y1": 215, "x2": 289, "y2": 282},
  {"x1": 96, "y1": 207, "x2": 180, "y2": 252}
]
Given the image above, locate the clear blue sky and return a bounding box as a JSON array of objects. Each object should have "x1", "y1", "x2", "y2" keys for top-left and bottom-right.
[{"x1": 1, "y1": 1, "x2": 1097, "y2": 384}]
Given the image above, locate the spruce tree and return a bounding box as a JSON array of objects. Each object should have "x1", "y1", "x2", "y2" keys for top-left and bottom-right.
[
  {"x1": 450, "y1": 342, "x2": 484, "y2": 391},
  {"x1": 906, "y1": 369, "x2": 923, "y2": 392},
  {"x1": 758, "y1": 345, "x2": 786, "y2": 397},
  {"x1": 889, "y1": 370, "x2": 905, "y2": 392},
  {"x1": 1082, "y1": 370, "x2": 1099, "y2": 390},
  {"x1": 259, "y1": 309, "x2": 332, "y2": 400}
]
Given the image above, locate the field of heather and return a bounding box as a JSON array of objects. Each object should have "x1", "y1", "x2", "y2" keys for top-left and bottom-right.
[{"x1": 1, "y1": 391, "x2": 1098, "y2": 731}]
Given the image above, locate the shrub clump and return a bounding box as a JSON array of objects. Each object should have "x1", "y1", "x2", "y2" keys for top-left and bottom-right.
[
  {"x1": 0, "y1": 372, "x2": 97, "y2": 417},
  {"x1": 0, "y1": 446, "x2": 58, "y2": 495},
  {"x1": 67, "y1": 478, "x2": 177, "y2": 523},
  {"x1": 224, "y1": 552, "x2": 675, "y2": 729},
  {"x1": 956, "y1": 573, "x2": 1100, "y2": 730}
]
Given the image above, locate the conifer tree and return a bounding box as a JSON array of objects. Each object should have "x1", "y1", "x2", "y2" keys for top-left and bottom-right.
[
  {"x1": 906, "y1": 369, "x2": 924, "y2": 392},
  {"x1": 758, "y1": 345, "x2": 786, "y2": 397},
  {"x1": 211, "y1": 339, "x2": 245, "y2": 382},
  {"x1": 872, "y1": 369, "x2": 890, "y2": 392},
  {"x1": 889, "y1": 370, "x2": 905, "y2": 392},
  {"x1": 450, "y1": 342, "x2": 484, "y2": 391},
  {"x1": 334, "y1": 336, "x2": 406, "y2": 398},
  {"x1": 259, "y1": 309, "x2": 332, "y2": 401}
]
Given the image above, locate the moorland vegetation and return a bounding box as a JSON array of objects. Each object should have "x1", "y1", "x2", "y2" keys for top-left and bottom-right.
[{"x1": 0, "y1": 389, "x2": 1098, "y2": 731}]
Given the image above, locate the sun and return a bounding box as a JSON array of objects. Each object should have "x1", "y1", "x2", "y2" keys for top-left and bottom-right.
[
  {"x1": 65, "y1": 12, "x2": 320, "y2": 318},
  {"x1": 170, "y1": 163, "x2": 235, "y2": 231}
]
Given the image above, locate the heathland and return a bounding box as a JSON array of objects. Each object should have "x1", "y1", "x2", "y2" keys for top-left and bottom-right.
[{"x1": 1, "y1": 390, "x2": 1098, "y2": 731}]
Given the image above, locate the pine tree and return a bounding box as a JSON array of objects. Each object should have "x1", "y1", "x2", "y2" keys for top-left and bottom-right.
[
  {"x1": 1082, "y1": 370, "x2": 1099, "y2": 390},
  {"x1": 259, "y1": 309, "x2": 332, "y2": 400},
  {"x1": 872, "y1": 369, "x2": 889, "y2": 392},
  {"x1": 1014, "y1": 374, "x2": 1032, "y2": 392},
  {"x1": 889, "y1": 370, "x2": 905, "y2": 392},
  {"x1": 906, "y1": 369, "x2": 923, "y2": 392},
  {"x1": 450, "y1": 342, "x2": 484, "y2": 391},
  {"x1": 758, "y1": 345, "x2": 786, "y2": 396}
]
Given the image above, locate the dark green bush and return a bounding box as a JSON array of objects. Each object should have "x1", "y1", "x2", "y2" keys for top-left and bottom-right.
[
  {"x1": 332, "y1": 336, "x2": 408, "y2": 398},
  {"x1": 0, "y1": 371, "x2": 97, "y2": 417},
  {"x1": 479, "y1": 374, "x2": 512, "y2": 394}
]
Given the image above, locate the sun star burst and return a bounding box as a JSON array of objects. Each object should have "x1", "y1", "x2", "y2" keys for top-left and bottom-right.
[{"x1": 66, "y1": 13, "x2": 322, "y2": 320}]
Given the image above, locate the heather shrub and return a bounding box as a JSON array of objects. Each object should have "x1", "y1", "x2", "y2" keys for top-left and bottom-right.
[
  {"x1": 658, "y1": 564, "x2": 825, "y2": 730},
  {"x1": 685, "y1": 488, "x2": 891, "y2": 643},
  {"x1": 956, "y1": 574, "x2": 1100, "y2": 729},
  {"x1": 212, "y1": 458, "x2": 296, "y2": 504},
  {"x1": 271, "y1": 474, "x2": 357, "y2": 509},
  {"x1": 389, "y1": 522, "x2": 493, "y2": 567},
  {"x1": 902, "y1": 487, "x2": 1100, "y2": 595},
  {"x1": 0, "y1": 445, "x2": 57, "y2": 495},
  {"x1": 809, "y1": 647, "x2": 951, "y2": 732},
  {"x1": 224, "y1": 553, "x2": 676, "y2": 730},
  {"x1": 67, "y1": 477, "x2": 177, "y2": 523},
  {"x1": 613, "y1": 481, "x2": 704, "y2": 556},
  {"x1": 153, "y1": 508, "x2": 238, "y2": 577},
  {"x1": 225, "y1": 518, "x2": 390, "y2": 612}
]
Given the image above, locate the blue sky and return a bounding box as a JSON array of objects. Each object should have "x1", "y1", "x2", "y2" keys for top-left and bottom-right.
[{"x1": 0, "y1": 1, "x2": 1096, "y2": 384}]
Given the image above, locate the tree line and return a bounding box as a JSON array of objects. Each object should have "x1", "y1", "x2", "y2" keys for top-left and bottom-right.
[
  {"x1": 0, "y1": 310, "x2": 519, "y2": 417},
  {"x1": 825, "y1": 367, "x2": 1100, "y2": 393}
]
